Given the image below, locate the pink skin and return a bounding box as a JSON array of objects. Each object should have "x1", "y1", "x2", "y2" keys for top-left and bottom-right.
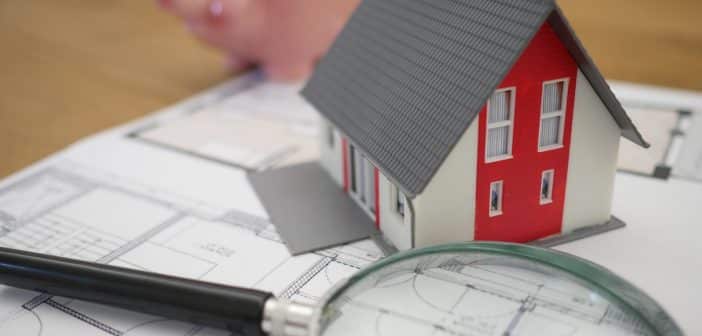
[{"x1": 159, "y1": 0, "x2": 360, "y2": 81}]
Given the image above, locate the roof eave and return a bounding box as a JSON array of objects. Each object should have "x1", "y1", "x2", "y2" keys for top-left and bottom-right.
[{"x1": 548, "y1": 7, "x2": 650, "y2": 148}]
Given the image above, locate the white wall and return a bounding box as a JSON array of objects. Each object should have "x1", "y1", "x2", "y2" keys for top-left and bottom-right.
[
  {"x1": 378, "y1": 173, "x2": 413, "y2": 250},
  {"x1": 562, "y1": 70, "x2": 620, "y2": 232},
  {"x1": 319, "y1": 120, "x2": 413, "y2": 250},
  {"x1": 318, "y1": 119, "x2": 343, "y2": 186},
  {"x1": 412, "y1": 121, "x2": 478, "y2": 248}
]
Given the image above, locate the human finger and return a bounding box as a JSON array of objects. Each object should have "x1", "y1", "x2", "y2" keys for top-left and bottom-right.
[
  {"x1": 225, "y1": 54, "x2": 254, "y2": 73},
  {"x1": 263, "y1": 61, "x2": 315, "y2": 82},
  {"x1": 183, "y1": 1, "x2": 262, "y2": 55},
  {"x1": 168, "y1": 0, "x2": 210, "y2": 21}
]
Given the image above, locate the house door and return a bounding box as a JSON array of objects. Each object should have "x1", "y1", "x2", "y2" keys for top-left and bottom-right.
[{"x1": 348, "y1": 144, "x2": 377, "y2": 218}]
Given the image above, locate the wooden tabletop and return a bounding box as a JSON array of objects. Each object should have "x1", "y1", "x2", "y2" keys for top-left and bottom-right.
[{"x1": 1, "y1": 0, "x2": 701, "y2": 178}]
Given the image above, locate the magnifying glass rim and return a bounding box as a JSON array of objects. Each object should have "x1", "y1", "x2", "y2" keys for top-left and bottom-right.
[{"x1": 316, "y1": 241, "x2": 683, "y2": 336}]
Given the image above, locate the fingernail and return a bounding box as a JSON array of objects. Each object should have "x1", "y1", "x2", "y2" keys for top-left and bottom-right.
[
  {"x1": 207, "y1": 0, "x2": 248, "y2": 23},
  {"x1": 209, "y1": 0, "x2": 225, "y2": 18}
]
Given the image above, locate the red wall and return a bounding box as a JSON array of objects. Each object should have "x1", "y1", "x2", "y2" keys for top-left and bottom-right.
[{"x1": 474, "y1": 22, "x2": 578, "y2": 242}]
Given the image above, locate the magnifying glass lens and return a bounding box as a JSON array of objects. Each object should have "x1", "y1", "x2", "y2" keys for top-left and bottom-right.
[{"x1": 317, "y1": 244, "x2": 665, "y2": 336}]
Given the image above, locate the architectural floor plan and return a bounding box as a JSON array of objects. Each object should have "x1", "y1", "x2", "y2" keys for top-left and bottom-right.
[
  {"x1": 0, "y1": 162, "x2": 382, "y2": 336},
  {"x1": 325, "y1": 256, "x2": 653, "y2": 336},
  {"x1": 131, "y1": 72, "x2": 702, "y2": 183},
  {"x1": 135, "y1": 73, "x2": 321, "y2": 171},
  {"x1": 613, "y1": 81, "x2": 702, "y2": 181},
  {"x1": 0, "y1": 72, "x2": 699, "y2": 334}
]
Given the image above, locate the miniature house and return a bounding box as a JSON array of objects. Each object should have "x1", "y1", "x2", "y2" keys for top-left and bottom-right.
[{"x1": 302, "y1": 0, "x2": 648, "y2": 250}]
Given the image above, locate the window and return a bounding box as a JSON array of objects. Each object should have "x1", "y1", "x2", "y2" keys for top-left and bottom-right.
[
  {"x1": 348, "y1": 144, "x2": 376, "y2": 213},
  {"x1": 539, "y1": 80, "x2": 568, "y2": 149},
  {"x1": 489, "y1": 181, "x2": 503, "y2": 216},
  {"x1": 349, "y1": 145, "x2": 357, "y2": 193},
  {"x1": 356, "y1": 153, "x2": 367, "y2": 202},
  {"x1": 326, "y1": 125, "x2": 335, "y2": 148},
  {"x1": 540, "y1": 170, "x2": 554, "y2": 204},
  {"x1": 486, "y1": 88, "x2": 515, "y2": 161},
  {"x1": 391, "y1": 184, "x2": 405, "y2": 217},
  {"x1": 363, "y1": 156, "x2": 375, "y2": 212}
]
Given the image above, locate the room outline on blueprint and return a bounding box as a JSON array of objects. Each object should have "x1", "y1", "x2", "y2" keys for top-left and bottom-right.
[{"x1": 0, "y1": 161, "x2": 382, "y2": 336}]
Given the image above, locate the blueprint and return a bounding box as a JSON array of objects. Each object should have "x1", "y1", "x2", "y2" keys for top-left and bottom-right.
[
  {"x1": 0, "y1": 161, "x2": 382, "y2": 336},
  {"x1": 324, "y1": 254, "x2": 654, "y2": 336},
  {"x1": 130, "y1": 72, "x2": 702, "y2": 182},
  {"x1": 0, "y1": 72, "x2": 700, "y2": 335},
  {"x1": 135, "y1": 74, "x2": 320, "y2": 171},
  {"x1": 612, "y1": 81, "x2": 702, "y2": 181}
]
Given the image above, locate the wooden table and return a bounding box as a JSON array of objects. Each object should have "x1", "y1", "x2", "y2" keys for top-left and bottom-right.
[{"x1": 1, "y1": 0, "x2": 701, "y2": 178}]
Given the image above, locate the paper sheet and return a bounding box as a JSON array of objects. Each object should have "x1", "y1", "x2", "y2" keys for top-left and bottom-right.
[
  {"x1": 135, "y1": 73, "x2": 320, "y2": 171},
  {"x1": 1, "y1": 72, "x2": 701, "y2": 335},
  {"x1": 132, "y1": 74, "x2": 702, "y2": 182},
  {"x1": 0, "y1": 79, "x2": 383, "y2": 335},
  {"x1": 0, "y1": 149, "x2": 382, "y2": 335},
  {"x1": 611, "y1": 81, "x2": 702, "y2": 180}
]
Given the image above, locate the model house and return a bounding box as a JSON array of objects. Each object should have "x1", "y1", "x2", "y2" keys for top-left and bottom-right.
[{"x1": 302, "y1": 0, "x2": 648, "y2": 250}]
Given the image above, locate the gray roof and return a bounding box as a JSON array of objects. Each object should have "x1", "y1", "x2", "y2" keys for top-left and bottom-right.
[{"x1": 302, "y1": 0, "x2": 648, "y2": 197}]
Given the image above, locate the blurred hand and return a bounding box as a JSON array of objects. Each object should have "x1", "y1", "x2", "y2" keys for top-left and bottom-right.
[{"x1": 158, "y1": 0, "x2": 360, "y2": 81}]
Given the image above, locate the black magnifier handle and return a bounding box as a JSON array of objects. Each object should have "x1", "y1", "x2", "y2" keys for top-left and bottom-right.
[{"x1": 0, "y1": 247, "x2": 295, "y2": 335}]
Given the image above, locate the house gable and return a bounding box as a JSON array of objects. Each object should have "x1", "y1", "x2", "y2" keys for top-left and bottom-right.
[{"x1": 474, "y1": 21, "x2": 577, "y2": 242}]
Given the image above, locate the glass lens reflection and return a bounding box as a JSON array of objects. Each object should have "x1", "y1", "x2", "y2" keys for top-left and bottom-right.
[{"x1": 320, "y1": 252, "x2": 655, "y2": 336}]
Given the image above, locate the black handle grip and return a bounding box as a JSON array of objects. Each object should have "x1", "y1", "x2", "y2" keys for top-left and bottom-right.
[{"x1": 0, "y1": 247, "x2": 272, "y2": 335}]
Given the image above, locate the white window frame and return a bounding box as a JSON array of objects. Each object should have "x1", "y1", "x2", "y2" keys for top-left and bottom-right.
[
  {"x1": 390, "y1": 184, "x2": 405, "y2": 218},
  {"x1": 538, "y1": 78, "x2": 569, "y2": 152},
  {"x1": 348, "y1": 144, "x2": 377, "y2": 219},
  {"x1": 489, "y1": 181, "x2": 503, "y2": 217},
  {"x1": 326, "y1": 125, "x2": 335, "y2": 148},
  {"x1": 540, "y1": 169, "x2": 554, "y2": 204},
  {"x1": 485, "y1": 87, "x2": 516, "y2": 163}
]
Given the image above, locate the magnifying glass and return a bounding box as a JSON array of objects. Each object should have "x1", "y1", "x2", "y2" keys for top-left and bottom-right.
[{"x1": 0, "y1": 242, "x2": 683, "y2": 336}]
